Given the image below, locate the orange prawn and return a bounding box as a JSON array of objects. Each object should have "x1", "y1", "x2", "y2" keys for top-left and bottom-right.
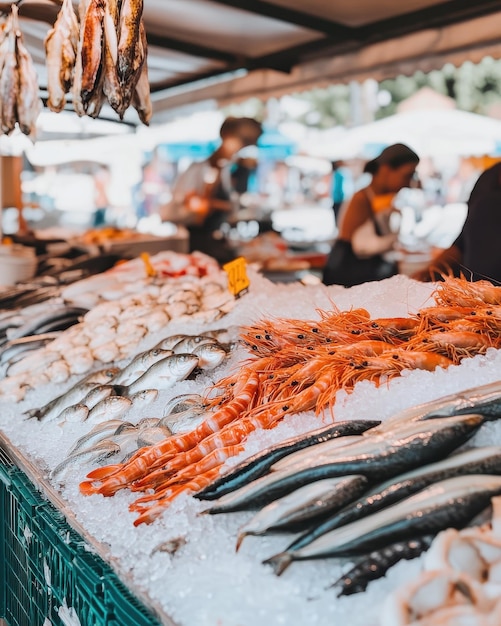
[
  {"x1": 80, "y1": 371, "x2": 260, "y2": 496},
  {"x1": 434, "y1": 275, "x2": 501, "y2": 307},
  {"x1": 384, "y1": 349, "x2": 454, "y2": 371},
  {"x1": 131, "y1": 467, "x2": 222, "y2": 526},
  {"x1": 368, "y1": 316, "x2": 421, "y2": 342},
  {"x1": 131, "y1": 443, "x2": 245, "y2": 492},
  {"x1": 410, "y1": 330, "x2": 495, "y2": 362}
]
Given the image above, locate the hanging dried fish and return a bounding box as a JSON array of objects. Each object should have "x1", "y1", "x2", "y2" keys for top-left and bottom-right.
[
  {"x1": 68, "y1": 0, "x2": 151, "y2": 124},
  {"x1": 16, "y1": 26, "x2": 43, "y2": 135},
  {"x1": 80, "y1": 0, "x2": 106, "y2": 106},
  {"x1": 0, "y1": 5, "x2": 41, "y2": 137},
  {"x1": 116, "y1": 0, "x2": 143, "y2": 86},
  {"x1": 0, "y1": 9, "x2": 19, "y2": 135},
  {"x1": 44, "y1": 0, "x2": 79, "y2": 112}
]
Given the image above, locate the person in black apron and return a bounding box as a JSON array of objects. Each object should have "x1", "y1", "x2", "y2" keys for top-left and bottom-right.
[
  {"x1": 162, "y1": 117, "x2": 262, "y2": 264},
  {"x1": 412, "y1": 161, "x2": 501, "y2": 283},
  {"x1": 322, "y1": 143, "x2": 420, "y2": 287}
]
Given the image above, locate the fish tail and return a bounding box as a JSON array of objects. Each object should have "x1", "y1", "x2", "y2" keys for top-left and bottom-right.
[
  {"x1": 332, "y1": 534, "x2": 434, "y2": 597},
  {"x1": 235, "y1": 531, "x2": 248, "y2": 552},
  {"x1": 23, "y1": 409, "x2": 41, "y2": 420},
  {"x1": 262, "y1": 552, "x2": 293, "y2": 576}
]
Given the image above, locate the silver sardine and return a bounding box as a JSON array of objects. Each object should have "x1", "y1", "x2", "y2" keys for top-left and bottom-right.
[
  {"x1": 118, "y1": 353, "x2": 199, "y2": 395},
  {"x1": 110, "y1": 348, "x2": 174, "y2": 385}
]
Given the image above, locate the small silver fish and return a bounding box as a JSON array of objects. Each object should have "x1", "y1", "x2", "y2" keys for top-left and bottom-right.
[
  {"x1": 85, "y1": 396, "x2": 133, "y2": 425},
  {"x1": 153, "y1": 334, "x2": 193, "y2": 351},
  {"x1": 67, "y1": 420, "x2": 134, "y2": 456},
  {"x1": 192, "y1": 342, "x2": 227, "y2": 370},
  {"x1": 172, "y1": 335, "x2": 218, "y2": 354},
  {"x1": 128, "y1": 388, "x2": 159, "y2": 408},
  {"x1": 125, "y1": 354, "x2": 199, "y2": 394},
  {"x1": 51, "y1": 440, "x2": 121, "y2": 478},
  {"x1": 136, "y1": 417, "x2": 161, "y2": 430},
  {"x1": 80, "y1": 385, "x2": 116, "y2": 410},
  {"x1": 162, "y1": 393, "x2": 206, "y2": 417},
  {"x1": 85, "y1": 367, "x2": 121, "y2": 385},
  {"x1": 136, "y1": 426, "x2": 172, "y2": 447},
  {"x1": 56, "y1": 403, "x2": 90, "y2": 424},
  {"x1": 111, "y1": 348, "x2": 174, "y2": 385},
  {"x1": 25, "y1": 381, "x2": 99, "y2": 422},
  {"x1": 160, "y1": 409, "x2": 209, "y2": 435}
]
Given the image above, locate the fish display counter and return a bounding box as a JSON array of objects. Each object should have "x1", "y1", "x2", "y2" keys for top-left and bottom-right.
[{"x1": 2, "y1": 251, "x2": 501, "y2": 626}]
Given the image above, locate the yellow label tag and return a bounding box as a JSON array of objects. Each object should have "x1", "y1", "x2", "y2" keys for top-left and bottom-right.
[
  {"x1": 223, "y1": 257, "x2": 250, "y2": 297},
  {"x1": 140, "y1": 252, "x2": 156, "y2": 277}
]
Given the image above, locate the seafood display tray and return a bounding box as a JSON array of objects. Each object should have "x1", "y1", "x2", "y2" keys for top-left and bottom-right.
[{"x1": 0, "y1": 446, "x2": 162, "y2": 626}]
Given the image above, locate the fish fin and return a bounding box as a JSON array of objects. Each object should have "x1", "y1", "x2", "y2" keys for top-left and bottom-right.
[{"x1": 262, "y1": 552, "x2": 293, "y2": 576}]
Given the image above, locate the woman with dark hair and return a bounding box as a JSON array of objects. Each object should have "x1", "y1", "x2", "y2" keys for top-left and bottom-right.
[{"x1": 322, "y1": 143, "x2": 420, "y2": 287}]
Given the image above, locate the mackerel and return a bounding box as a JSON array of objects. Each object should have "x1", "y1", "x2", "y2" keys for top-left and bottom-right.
[
  {"x1": 263, "y1": 474, "x2": 501, "y2": 575},
  {"x1": 202, "y1": 414, "x2": 483, "y2": 513},
  {"x1": 0, "y1": 332, "x2": 60, "y2": 364},
  {"x1": 6, "y1": 306, "x2": 88, "y2": 340},
  {"x1": 377, "y1": 379, "x2": 501, "y2": 432},
  {"x1": 195, "y1": 420, "x2": 380, "y2": 501},
  {"x1": 236, "y1": 475, "x2": 368, "y2": 550},
  {"x1": 288, "y1": 445, "x2": 501, "y2": 553}
]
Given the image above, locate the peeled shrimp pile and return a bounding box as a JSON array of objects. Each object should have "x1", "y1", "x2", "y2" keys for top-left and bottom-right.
[
  {"x1": 79, "y1": 276, "x2": 501, "y2": 525},
  {"x1": 60, "y1": 250, "x2": 222, "y2": 309},
  {"x1": 0, "y1": 5, "x2": 43, "y2": 137},
  {"x1": 0, "y1": 263, "x2": 235, "y2": 402},
  {"x1": 381, "y1": 497, "x2": 501, "y2": 626},
  {"x1": 46, "y1": 0, "x2": 151, "y2": 123}
]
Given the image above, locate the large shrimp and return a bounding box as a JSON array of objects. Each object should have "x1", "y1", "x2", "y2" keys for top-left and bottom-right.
[
  {"x1": 80, "y1": 371, "x2": 260, "y2": 496},
  {"x1": 368, "y1": 316, "x2": 421, "y2": 342},
  {"x1": 384, "y1": 349, "x2": 454, "y2": 371},
  {"x1": 130, "y1": 443, "x2": 245, "y2": 492},
  {"x1": 240, "y1": 318, "x2": 320, "y2": 355},
  {"x1": 408, "y1": 330, "x2": 495, "y2": 363},
  {"x1": 131, "y1": 467, "x2": 222, "y2": 526},
  {"x1": 434, "y1": 275, "x2": 501, "y2": 307}
]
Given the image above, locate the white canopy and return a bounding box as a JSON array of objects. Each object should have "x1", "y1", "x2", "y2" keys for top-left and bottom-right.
[{"x1": 303, "y1": 109, "x2": 501, "y2": 160}]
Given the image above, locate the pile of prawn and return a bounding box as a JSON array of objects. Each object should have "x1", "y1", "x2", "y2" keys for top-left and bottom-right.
[{"x1": 80, "y1": 276, "x2": 501, "y2": 525}]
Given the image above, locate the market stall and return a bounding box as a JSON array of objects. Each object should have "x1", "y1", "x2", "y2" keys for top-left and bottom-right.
[
  {"x1": 2, "y1": 2, "x2": 501, "y2": 626},
  {"x1": 2, "y1": 248, "x2": 501, "y2": 625}
]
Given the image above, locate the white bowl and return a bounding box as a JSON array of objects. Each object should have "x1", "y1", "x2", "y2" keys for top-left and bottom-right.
[{"x1": 0, "y1": 254, "x2": 38, "y2": 285}]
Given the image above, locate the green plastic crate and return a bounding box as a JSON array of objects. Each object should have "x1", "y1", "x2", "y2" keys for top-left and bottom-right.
[{"x1": 0, "y1": 457, "x2": 162, "y2": 626}]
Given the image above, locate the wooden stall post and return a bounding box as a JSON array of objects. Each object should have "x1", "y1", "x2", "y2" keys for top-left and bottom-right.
[{"x1": 1, "y1": 155, "x2": 27, "y2": 235}]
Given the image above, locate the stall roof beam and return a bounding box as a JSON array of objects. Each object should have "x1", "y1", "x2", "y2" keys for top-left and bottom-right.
[{"x1": 208, "y1": 0, "x2": 354, "y2": 38}]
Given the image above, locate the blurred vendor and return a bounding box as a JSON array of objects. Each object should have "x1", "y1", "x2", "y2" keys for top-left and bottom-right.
[{"x1": 160, "y1": 116, "x2": 262, "y2": 263}]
